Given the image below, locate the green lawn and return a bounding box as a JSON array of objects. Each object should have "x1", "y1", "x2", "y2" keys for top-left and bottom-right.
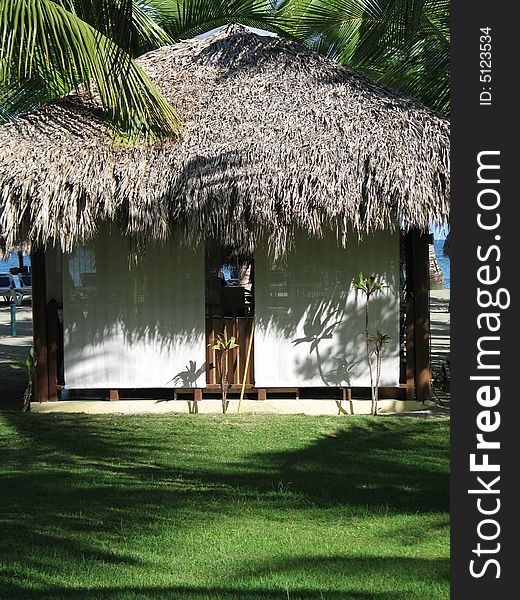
[{"x1": 0, "y1": 413, "x2": 449, "y2": 600}]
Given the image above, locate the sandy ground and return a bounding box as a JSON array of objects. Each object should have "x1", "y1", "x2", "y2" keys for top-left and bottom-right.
[
  {"x1": 0, "y1": 301, "x2": 33, "y2": 409},
  {"x1": 1, "y1": 290, "x2": 451, "y2": 414},
  {"x1": 429, "y1": 289, "x2": 450, "y2": 406}
]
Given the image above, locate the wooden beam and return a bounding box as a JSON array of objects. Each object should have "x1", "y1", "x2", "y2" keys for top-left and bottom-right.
[
  {"x1": 408, "y1": 230, "x2": 432, "y2": 401},
  {"x1": 413, "y1": 231, "x2": 432, "y2": 400},
  {"x1": 46, "y1": 299, "x2": 59, "y2": 402},
  {"x1": 405, "y1": 233, "x2": 416, "y2": 400},
  {"x1": 31, "y1": 252, "x2": 49, "y2": 403}
]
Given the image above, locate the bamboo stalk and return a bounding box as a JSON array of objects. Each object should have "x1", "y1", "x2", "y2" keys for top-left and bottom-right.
[{"x1": 237, "y1": 319, "x2": 255, "y2": 414}]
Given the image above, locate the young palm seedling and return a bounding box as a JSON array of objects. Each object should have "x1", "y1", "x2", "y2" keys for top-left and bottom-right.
[
  {"x1": 10, "y1": 347, "x2": 36, "y2": 412},
  {"x1": 368, "y1": 331, "x2": 391, "y2": 415},
  {"x1": 212, "y1": 334, "x2": 239, "y2": 414},
  {"x1": 353, "y1": 273, "x2": 388, "y2": 415}
]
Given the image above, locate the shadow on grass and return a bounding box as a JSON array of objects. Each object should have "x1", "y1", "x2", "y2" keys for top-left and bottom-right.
[
  {"x1": 0, "y1": 413, "x2": 449, "y2": 599},
  {"x1": 231, "y1": 419, "x2": 449, "y2": 512},
  {"x1": 1, "y1": 555, "x2": 449, "y2": 599},
  {"x1": 0, "y1": 582, "x2": 422, "y2": 600},
  {"x1": 239, "y1": 554, "x2": 449, "y2": 588},
  {"x1": 1, "y1": 413, "x2": 449, "y2": 513}
]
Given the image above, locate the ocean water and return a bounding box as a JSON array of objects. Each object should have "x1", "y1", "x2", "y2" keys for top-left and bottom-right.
[
  {"x1": 0, "y1": 252, "x2": 31, "y2": 287},
  {"x1": 433, "y1": 239, "x2": 450, "y2": 289}
]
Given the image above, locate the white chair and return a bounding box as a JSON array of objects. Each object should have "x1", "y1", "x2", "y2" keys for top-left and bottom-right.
[
  {"x1": 17, "y1": 272, "x2": 32, "y2": 301},
  {"x1": 0, "y1": 274, "x2": 15, "y2": 302}
]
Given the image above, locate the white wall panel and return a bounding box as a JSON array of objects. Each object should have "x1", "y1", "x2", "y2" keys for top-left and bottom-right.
[
  {"x1": 254, "y1": 230, "x2": 400, "y2": 387},
  {"x1": 63, "y1": 229, "x2": 206, "y2": 389}
]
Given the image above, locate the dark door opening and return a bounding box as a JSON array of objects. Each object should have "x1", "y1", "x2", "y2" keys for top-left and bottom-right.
[{"x1": 205, "y1": 245, "x2": 255, "y2": 388}]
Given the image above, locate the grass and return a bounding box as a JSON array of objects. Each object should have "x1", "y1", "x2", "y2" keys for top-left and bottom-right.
[{"x1": 0, "y1": 413, "x2": 449, "y2": 599}]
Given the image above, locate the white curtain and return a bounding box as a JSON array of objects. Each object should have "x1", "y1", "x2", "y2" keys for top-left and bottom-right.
[
  {"x1": 254, "y1": 229, "x2": 400, "y2": 387},
  {"x1": 63, "y1": 228, "x2": 206, "y2": 389}
]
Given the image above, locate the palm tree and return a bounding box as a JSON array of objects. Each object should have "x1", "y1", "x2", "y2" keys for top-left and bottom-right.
[
  {"x1": 278, "y1": 0, "x2": 450, "y2": 115},
  {"x1": 0, "y1": 0, "x2": 282, "y2": 142},
  {"x1": 143, "y1": 0, "x2": 281, "y2": 42},
  {"x1": 1, "y1": 1, "x2": 449, "y2": 143},
  {"x1": 1, "y1": 0, "x2": 178, "y2": 142}
]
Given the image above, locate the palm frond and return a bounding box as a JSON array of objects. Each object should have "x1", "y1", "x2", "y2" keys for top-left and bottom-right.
[
  {"x1": 141, "y1": 0, "x2": 283, "y2": 41},
  {"x1": 0, "y1": 0, "x2": 181, "y2": 142},
  {"x1": 279, "y1": 0, "x2": 449, "y2": 114}
]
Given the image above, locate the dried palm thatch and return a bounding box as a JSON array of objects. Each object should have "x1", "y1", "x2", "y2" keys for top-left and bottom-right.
[{"x1": 0, "y1": 25, "x2": 449, "y2": 258}]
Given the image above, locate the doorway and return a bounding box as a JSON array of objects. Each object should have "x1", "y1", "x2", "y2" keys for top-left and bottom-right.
[{"x1": 205, "y1": 245, "x2": 254, "y2": 389}]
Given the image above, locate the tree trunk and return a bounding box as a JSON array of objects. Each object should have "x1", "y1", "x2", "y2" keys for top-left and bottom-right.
[
  {"x1": 220, "y1": 352, "x2": 229, "y2": 414},
  {"x1": 365, "y1": 299, "x2": 376, "y2": 415}
]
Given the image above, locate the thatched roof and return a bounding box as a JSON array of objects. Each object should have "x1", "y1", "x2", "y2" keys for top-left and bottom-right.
[{"x1": 0, "y1": 25, "x2": 449, "y2": 257}]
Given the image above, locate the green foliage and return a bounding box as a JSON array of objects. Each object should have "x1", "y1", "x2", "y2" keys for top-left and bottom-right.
[
  {"x1": 212, "y1": 333, "x2": 239, "y2": 352},
  {"x1": 368, "y1": 329, "x2": 391, "y2": 356},
  {"x1": 9, "y1": 347, "x2": 36, "y2": 410},
  {"x1": 0, "y1": 0, "x2": 282, "y2": 140},
  {"x1": 368, "y1": 329, "x2": 390, "y2": 410},
  {"x1": 353, "y1": 271, "x2": 387, "y2": 297},
  {"x1": 353, "y1": 271, "x2": 388, "y2": 414},
  {"x1": 143, "y1": 0, "x2": 282, "y2": 42},
  {"x1": 432, "y1": 357, "x2": 450, "y2": 403},
  {"x1": 0, "y1": 0, "x2": 449, "y2": 142},
  {"x1": 9, "y1": 346, "x2": 36, "y2": 378},
  {"x1": 211, "y1": 333, "x2": 239, "y2": 413},
  {"x1": 0, "y1": 0, "x2": 183, "y2": 142},
  {"x1": 279, "y1": 0, "x2": 450, "y2": 114}
]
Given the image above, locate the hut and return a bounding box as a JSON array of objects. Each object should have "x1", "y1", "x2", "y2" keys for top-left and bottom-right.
[{"x1": 0, "y1": 26, "x2": 449, "y2": 406}]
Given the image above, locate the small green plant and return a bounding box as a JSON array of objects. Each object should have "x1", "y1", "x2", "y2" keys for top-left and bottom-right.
[
  {"x1": 368, "y1": 330, "x2": 391, "y2": 415},
  {"x1": 353, "y1": 273, "x2": 388, "y2": 415},
  {"x1": 432, "y1": 358, "x2": 450, "y2": 405},
  {"x1": 212, "y1": 334, "x2": 239, "y2": 414},
  {"x1": 10, "y1": 347, "x2": 36, "y2": 412}
]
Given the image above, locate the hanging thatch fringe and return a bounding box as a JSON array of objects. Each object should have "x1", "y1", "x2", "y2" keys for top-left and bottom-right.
[{"x1": 0, "y1": 25, "x2": 449, "y2": 258}]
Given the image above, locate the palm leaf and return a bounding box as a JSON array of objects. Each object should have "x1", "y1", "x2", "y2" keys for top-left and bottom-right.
[
  {"x1": 279, "y1": 0, "x2": 449, "y2": 114},
  {"x1": 0, "y1": 0, "x2": 181, "y2": 142},
  {"x1": 142, "y1": 0, "x2": 283, "y2": 41}
]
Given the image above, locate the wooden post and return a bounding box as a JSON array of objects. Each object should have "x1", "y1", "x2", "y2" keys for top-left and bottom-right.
[
  {"x1": 257, "y1": 388, "x2": 267, "y2": 401},
  {"x1": 347, "y1": 387, "x2": 354, "y2": 414},
  {"x1": 406, "y1": 230, "x2": 432, "y2": 401},
  {"x1": 31, "y1": 252, "x2": 49, "y2": 403},
  {"x1": 46, "y1": 299, "x2": 59, "y2": 402},
  {"x1": 405, "y1": 233, "x2": 416, "y2": 400},
  {"x1": 109, "y1": 390, "x2": 119, "y2": 401},
  {"x1": 413, "y1": 231, "x2": 432, "y2": 400}
]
